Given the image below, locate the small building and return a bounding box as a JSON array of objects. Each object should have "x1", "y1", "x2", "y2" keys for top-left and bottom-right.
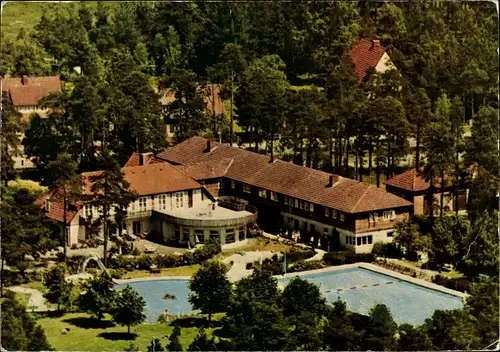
[
  {"x1": 385, "y1": 168, "x2": 471, "y2": 216},
  {"x1": 349, "y1": 39, "x2": 396, "y2": 83},
  {"x1": 159, "y1": 84, "x2": 225, "y2": 141},
  {"x1": 1, "y1": 75, "x2": 62, "y2": 170}
]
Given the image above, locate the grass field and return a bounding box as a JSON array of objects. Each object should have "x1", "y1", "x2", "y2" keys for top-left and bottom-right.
[
  {"x1": 1, "y1": 1, "x2": 118, "y2": 41},
  {"x1": 37, "y1": 312, "x2": 206, "y2": 351},
  {"x1": 123, "y1": 265, "x2": 201, "y2": 279}
]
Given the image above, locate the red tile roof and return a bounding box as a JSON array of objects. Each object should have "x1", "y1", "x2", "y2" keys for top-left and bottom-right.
[
  {"x1": 1, "y1": 76, "x2": 62, "y2": 106},
  {"x1": 385, "y1": 168, "x2": 430, "y2": 192},
  {"x1": 175, "y1": 158, "x2": 234, "y2": 180},
  {"x1": 82, "y1": 163, "x2": 202, "y2": 196},
  {"x1": 159, "y1": 84, "x2": 225, "y2": 115},
  {"x1": 33, "y1": 193, "x2": 80, "y2": 224},
  {"x1": 350, "y1": 39, "x2": 386, "y2": 83},
  {"x1": 123, "y1": 152, "x2": 170, "y2": 168},
  {"x1": 155, "y1": 137, "x2": 412, "y2": 213}
]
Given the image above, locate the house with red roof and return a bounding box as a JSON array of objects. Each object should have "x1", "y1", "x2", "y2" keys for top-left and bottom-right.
[
  {"x1": 385, "y1": 168, "x2": 473, "y2": 216},
  {"x1": 38, "y1": 136, "x2": 413, "y2": 253},
  {"x1": 1, "y1": 76, "x2": 62, "y2": 123},
  {"x1": 159, "y1": 84, "x2": 225, "y2": 141},
  {"x1": 349, "y1": 39, "x2": 396, "y2": 83},
  {"x1": 2, "y1": 76, "x2": 63, "y2": 170}
]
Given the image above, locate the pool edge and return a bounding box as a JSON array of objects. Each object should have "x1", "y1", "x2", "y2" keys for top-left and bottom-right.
[{"x1": 279, "y1": 262, "x2": 467, "y2": 300}]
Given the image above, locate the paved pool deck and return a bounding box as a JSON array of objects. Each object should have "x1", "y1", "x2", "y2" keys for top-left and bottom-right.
[{"x1": 115, "y1": 261, "x2": 467, "y2": 300}]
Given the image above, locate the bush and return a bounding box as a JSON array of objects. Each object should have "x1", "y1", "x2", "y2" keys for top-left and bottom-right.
[
  {"x1": 136, "y1": 255, "x2": 155, "y2": 270},
  {"x1": 109, "y1": 269, "x2": 126, "y2": 279},
  {"x1": 246, "y1": 262, "x2": 253, "y2": 270},
  {"x1": 66, "y1": 255, "x2": 87, "y2": 274},
  {"x1": 286, "y1": 250, "x2": 316, "y2": 262},
  {"x1": 323, "y1": 251, "x2": 376, "y2": 266},
  {"x1": 433, "y1": 275, "x2": 472, "y2": 293},
  {"x1": 371, "y1": 242, "x2": 403, "y2": 259},
  {"x1": 289, "y1": 260, "x2": 324, "y2": 273},
  {"x1": 155, "y1": 254, "x2": 178, "y2": 268}
]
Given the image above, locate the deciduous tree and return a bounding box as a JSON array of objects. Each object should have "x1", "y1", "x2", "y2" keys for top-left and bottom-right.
[
  {"x1": 112, "y1": 285, "x2": 146, "y2": 334},
  {"x1": 188, "y1": 261, "x2": 231, "y2": 324}
]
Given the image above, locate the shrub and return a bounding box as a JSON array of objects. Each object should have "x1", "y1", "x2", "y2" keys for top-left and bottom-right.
[
  {"x1": 155, "y1": 254, "x2": 178, "y2": 268},
  {"x1": 323, "y1": 251, "x2": 376, "y2": 266},
  {"x1": 246, "y1": 262, "x2": 253, "y2": 270},
  {"x1": 289, "y1": 260, "x2": 324, "y2": 273},
  {"x1": 433, "y1": 275, "x2": 472, "y2": 293},
  {"x1": 70, "y1": 243, "x2": 78, "y2": 250},
  {"x1": 109, "y1": 269, "x2": 126, "y2": 279},
  {"x1": 286, "y1": 250, "x2": 316, "y2": 262},
  {"x1": 136, "y1": 255, "x2": 155, "y2": 270},
  {"x1": 371, "y1": 242, "x2": 403, "y2": 259}
]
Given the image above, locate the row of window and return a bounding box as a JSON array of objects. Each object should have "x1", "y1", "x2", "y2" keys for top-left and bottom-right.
[
  {"x1": 84, "y1": 192, "x2": 188, "y2": 218},
  {"x1": 369, "y1": 210, "x2": 396, "y2": 222},
  {"x1": 18, "y1": 105, "x2": 43, "y2": 111},
  {"x1": 346, "y1": 235, "x2": 373, "y2": 246},
  {"x1": 324, "y1": 208, "x2": 345, "y2": 221},
  {"x1": 174, "y1": 226, "x2": 245, "y2": 244}
]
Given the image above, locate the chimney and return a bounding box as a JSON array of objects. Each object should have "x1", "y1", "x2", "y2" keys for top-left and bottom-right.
[
  {"x1": 371, "y1": 39, "x2": 380, "y2": 49},
  {"x1": 205, "y1": 140, "x2": 214, "y2": 153},
  {"x1": 45, "y1": 198, "x2": 51, "y2": 212},
  {"x1": 138, "y1": 152, "x2": 152, "y2": 165},
  {"x1": 328, "y1": 174, "x2": 339, "y2": 187}
]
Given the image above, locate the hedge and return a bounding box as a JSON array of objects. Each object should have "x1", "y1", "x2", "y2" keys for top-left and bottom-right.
[
  {"x1": 286, "y1": 250, "x2": 316, "y2": 262},
  {"x1": 288, "y1": 260, "x2": 325, "y2": 273},
  {"x1": 323, "y1": 251, "x2": 376, "y2": 266}
]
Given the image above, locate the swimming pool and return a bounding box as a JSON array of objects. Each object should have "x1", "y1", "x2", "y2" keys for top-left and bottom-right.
[{"x1": 115, "y1": 267, "x2": 464, "y2": 325}]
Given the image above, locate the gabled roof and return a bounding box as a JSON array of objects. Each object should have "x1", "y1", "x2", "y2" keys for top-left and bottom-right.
[
  {"x1": 175, "y1": 158, "x2": 234, "y2": 180},
  {"x1": 385, "y1": 168, "x2": 430, "y2": 192},
  {"x1": 154, "y1": 137, "x2": 412, "y2": 213},
  {"x1": 81, "y1": 163, "x2": 202, "y2": 197},
  {"x1": 349, "y1": 39, "x2": 387, "y2": 83},
  {"x1": 1, "y1": 76, "x2": 62, "y2": 106},
  {"x1": 33, "y1": 193, "x2": 80, "y2": 224},
  {"x1": 123, "y1": 152, "x2": 165, "y2": 168},
  {"x1": 158, "y1": 84, "x2": 225, "y2": 115}
]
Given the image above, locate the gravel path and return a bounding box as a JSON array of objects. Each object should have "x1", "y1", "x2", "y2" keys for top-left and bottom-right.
[{"x1": 7, "y1": 286, "x2": 54, "y2": 312}]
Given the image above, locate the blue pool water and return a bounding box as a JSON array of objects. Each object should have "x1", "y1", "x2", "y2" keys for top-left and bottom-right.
[{"x1": 115, "y1": 267, "x2": 464, "y2": 325}]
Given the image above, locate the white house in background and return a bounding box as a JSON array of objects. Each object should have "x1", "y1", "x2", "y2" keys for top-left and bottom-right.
[
  {"x1": 1, "y1": 75, "x2": 63, "y2": 170},
  {"x1": 349, "y1": 39, "x2": 397, "y2": 83}
]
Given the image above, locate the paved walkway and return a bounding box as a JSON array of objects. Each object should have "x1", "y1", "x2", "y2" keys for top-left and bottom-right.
[
  {"x1": 7, "y1": 286, "x2": 54, "y2": 312},
  {"x1": 222, "y1": 251, "x2": 275, "y2": 281},
  {"x1": 305, "y1": 249, "x2": 326, "y2": 262}
]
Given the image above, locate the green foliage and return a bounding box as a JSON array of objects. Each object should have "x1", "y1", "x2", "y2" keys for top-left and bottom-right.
[
  {"x1": 396, "y1": 323, "x2": 434, "y2": 351},
  {"x1": 112, "y1": 285, "x2": 146, "y2": 334},
  {"x1": 430, "y1": 214, "x2": 470, "y2": 268},
  {"x1": 123, "y1": 342, "x2": 140, "y2": 352},
  {"x1": 187, "y1": 328, "x2": 216, "y2": 352},
  {"x1": 288, "y1": 259, "x2": 325, "y2": 273},
  {"x1": 394, "y1": 219, "x2": 432, "y2": 257},
  {"x1": 323, "y1": 251, "x2": 376, "y2": 266},
  {"x1": 78, "y1": 273, "x2": 116, "y2": 320},
  {"x1": 364, "y1": 304, "x2": 398, "y2": 350},
  {"x1": 234, "y1": 266, "x2": 279, "y2": 305},
  {"x1": 424, "y1": 309, "x2": 480, "y2": 350},
  {"x1": 280, "y1": 277, "x2": 326, "y2": 317},
  {"x1": 147, "y1": 338, "x2": 164, "y2": 352},
  {"x1": 188, "y1": 261, "x2": 231, "y2": 323},
  {"x1": 323, "y1": 300, "x2": 361, "y2": 351},
  {"x1": 0, "y1": 92, "x2": 23, "y2": 184},
  {"x1": 43, "y1": 264, "x2": 74, "y2": 312},
  {"x1": 466, "y1": 278, "x2": 499, "y2": 346},
  {"x1": 166, "y1": 325, "x2": 183, "y2": 352},
  {"x1": 0, "y1": 292, "x2": 53, "y2": 351}
]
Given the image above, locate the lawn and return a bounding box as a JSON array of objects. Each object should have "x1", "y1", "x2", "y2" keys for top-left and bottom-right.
[
  {"x1": 122, "y1": 265, "x2": 201, "y2": 279},
  {"x1": 222, "y1": 237, "x2": 306, "y2": 255},
  {"x1": 1, "y1": 2, "x2": 118, "y2": 41},
  {"x1": 37, "y1": 312, "x2": 205, "y2": 351}
]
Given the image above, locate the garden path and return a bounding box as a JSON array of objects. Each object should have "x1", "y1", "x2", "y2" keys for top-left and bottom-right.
[{"x1": 7, "y1": 286, "x2": 53, "y2": 312}]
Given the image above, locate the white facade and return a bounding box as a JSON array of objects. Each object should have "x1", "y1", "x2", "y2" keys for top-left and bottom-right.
[{"x1": 281, "y1": 212, "x2": 394, "y2": 253}]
